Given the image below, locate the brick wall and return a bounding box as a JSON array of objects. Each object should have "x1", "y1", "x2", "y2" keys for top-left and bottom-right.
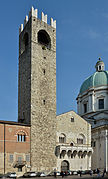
[{"x1": 0, "y1": 121, "x2": 30, "y2": 174}]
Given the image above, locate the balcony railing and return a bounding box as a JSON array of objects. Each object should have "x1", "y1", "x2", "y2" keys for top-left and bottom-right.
[
  {"x1": 13, "y1": 161, "x2": 26, "y2": 168},
  {"x1": 56, "y1": 144, "x2": 93, "y2": 154}
]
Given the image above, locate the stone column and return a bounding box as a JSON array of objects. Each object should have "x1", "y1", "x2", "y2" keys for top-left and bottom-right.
[
  {"x1": 80, "y1": 102, "x2": 83, "y2": 115},
  {"x1": 78, "y1": 99, "x2": 81, "y2": 115},
  {"x1": 89, "y1": 94, "x2": 92, "y2": 112},
  {"x1": 77, "y1": 101, "x2": 79, "y2": 114},
  {"x1": 92, "y1": 91, "x2": 94, "y2": 111},
  {"x1": 105, "y1": 130, "x2": 108, "y2": 171}
]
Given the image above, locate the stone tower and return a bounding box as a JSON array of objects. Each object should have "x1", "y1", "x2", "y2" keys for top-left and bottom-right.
[{"x1": 18, "y1": 7, "x2": 57, "y2": 172}]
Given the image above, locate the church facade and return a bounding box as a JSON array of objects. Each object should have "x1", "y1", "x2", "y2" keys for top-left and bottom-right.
[
  {"x1": 77, "y1": 59, "x2": 108, "y2": 171},
  {"x1": 56, "y1": 111, "x2": 92, "y2": 172},
  {"x1": 0, "y1": 7, "x2": 92, "y2": 175}
]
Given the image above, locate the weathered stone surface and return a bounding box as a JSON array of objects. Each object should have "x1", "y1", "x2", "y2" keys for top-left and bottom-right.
[{"x1": 18, "y1": 16, "x2": 57, "y2": 172}]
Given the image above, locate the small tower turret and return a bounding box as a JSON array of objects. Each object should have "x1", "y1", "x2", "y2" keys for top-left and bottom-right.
[{"x1": 95, "y1": 57, "x2": 105, "y2": 72}]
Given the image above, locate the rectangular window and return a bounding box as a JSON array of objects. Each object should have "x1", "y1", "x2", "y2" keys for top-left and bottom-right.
[
  {"x1": 22, "y1": 135, "x2": 26, "y2": 142},
  {"x1": 71, "y1": 117, "x2": 74, "y2": 122},
  {"x1": 19, "y1": 135, "x2": 22, "y2": 142},
  {"x1": 17, "y1": 134, "x2": 26, "y2": 142},
  {"x1": 18, "y1": 156, "x2": 22, "y2": 162},
  {"x1": 99, "y1": 99, "x2": 104, "y2": 109},
  {"x1": 84, "y1": 103, "x2": 87, "y2": 113},
  {"x1": 18, "y1": 167, "x2": 22, "y2": 172},
  {"x1": 9, "y1": 154, "x2": 13, "y2": 163},
  {"x1": 17, "y1": 134, "x2": 19, "y2": 142},
  {"x1": 26, "y1": 155, "x2": 30, "y2": 162},
  {"x1": 99, "y1": 66, "x2": 101, "y2": 70},
  {"x1": 59, "y1": 137, "x2": 65, "y2": 143},
  {"x1": 93, "y1": 141, "x2": 96, "y2": 147}
]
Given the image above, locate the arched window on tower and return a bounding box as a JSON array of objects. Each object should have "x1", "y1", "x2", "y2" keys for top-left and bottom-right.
[
  {"x1": 38, "y1": 30, "x2": 51, "y2": 49},
  {"x1": 23, "y1": 32, "x2": 29, "y2": 50}
]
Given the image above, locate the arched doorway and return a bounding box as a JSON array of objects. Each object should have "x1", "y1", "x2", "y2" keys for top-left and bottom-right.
[{"x1": 61, "y1": 160, "x2": 69, "y2": 172}]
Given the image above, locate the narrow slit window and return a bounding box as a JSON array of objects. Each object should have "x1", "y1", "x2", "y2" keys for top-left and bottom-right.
[
  {"x1": 17, "y1": 134, "x2": 19, "y2": 142},
  {"x1": 23, "y1": 33, "x2": 29, "y2": 48},
  {"x1": 99, "y1": 66, "x2": 101, "y2": 70},
  {"x1": 22, "y1": 135, "x2": 26, "y2": 142},
  {"x1": 43, "y1": 69, "x2": 45, "y2": 75},
  {"x1": 9, "y1": 155, "x2": 13, "y2": 163},
  {"x1": 84, "y1": 103, "x2": 87, "y2": 113},
  {"x1": 43, "y1": 100, "x2": 45, "y2": 105},
  {"x1": 98, "y1": 99, "x2": 104, "y2": 109}
]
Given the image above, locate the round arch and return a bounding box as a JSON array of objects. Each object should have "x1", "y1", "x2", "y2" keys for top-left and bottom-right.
[
  {"x1": 15, "y1": 129, "x2": 28, "y2": 136},
  {"x1": 61, "y1": 160, "x2": 69, "y2": 172},
  {"x1": 77, "y1": 133, "x2": 86, "y2": 144},
  {"x1": 38, "y1": 30, "x2": 51, "y2": 48},
  {"x1": 23, "y1": 32, "x2": 29, "y2": 48}
]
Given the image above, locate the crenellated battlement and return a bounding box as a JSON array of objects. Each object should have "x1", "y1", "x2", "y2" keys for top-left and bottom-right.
[{"x1": 19, "y1": 6, "x2": 56, "y2": 34}]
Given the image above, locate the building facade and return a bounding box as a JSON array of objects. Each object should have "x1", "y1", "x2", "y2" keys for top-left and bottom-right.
[
  {"x1": 56, "y1": 111, "x2": 92, "y2": 172},
  {"x1": 0, "y1": 112, "x2": 92, "y2": 175},
  {"x1": 0, "y1": 121, "x2": 30, "y2": 174},
  {"x1": 77, "y1": 59, "x2": 108, "y2": 171}
]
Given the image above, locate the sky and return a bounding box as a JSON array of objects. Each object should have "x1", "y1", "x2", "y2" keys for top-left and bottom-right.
[{"x1": 0, "y1": 0, "x2": 108, "y2": 122}]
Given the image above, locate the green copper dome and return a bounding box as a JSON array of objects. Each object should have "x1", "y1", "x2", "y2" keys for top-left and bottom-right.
[
  {"x1": 80, "y1": 71, "x2": 108, "y2": 94},
  {"x1": 79, "y1": 59, "x2": 108, "y2": 94}
]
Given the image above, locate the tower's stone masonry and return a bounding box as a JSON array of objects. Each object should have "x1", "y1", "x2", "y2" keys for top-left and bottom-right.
[
  {"x1": 18, "y1": 7, "x2": 57, "y2": 172},
  {"x1": 18, "y1": 17, "x2": 31, "y2": 124}
]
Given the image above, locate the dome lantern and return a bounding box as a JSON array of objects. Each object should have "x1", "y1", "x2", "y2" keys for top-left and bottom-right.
[{"x1": 95, "y1": 57, "x2": 105, "y2": 72}]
